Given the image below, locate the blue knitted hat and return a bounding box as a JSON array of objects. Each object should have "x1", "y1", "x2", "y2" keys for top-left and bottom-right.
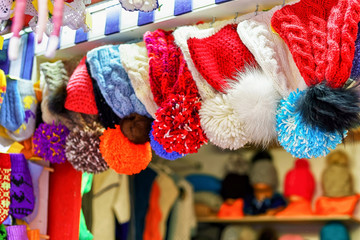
[
  {"x1": 350, "y1": 23, "x2": 360, "y2": 81},
  {"x1": 0, "y1": 78, "x2": 25, "y2": 131},
  {"x1": 86, "y1": 45, "x2": 150, "y2": 119},
  {"x1": 320, "y1": 222, "x2": 350, "y2": 240}
]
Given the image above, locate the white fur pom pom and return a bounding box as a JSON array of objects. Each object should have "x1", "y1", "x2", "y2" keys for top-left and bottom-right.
[
  {"x1": 199, "y1": 94, "x2": 248, "y2": 150},
  {"x1": 227, "y1": 68, "x2": 280, "y2": 147}
]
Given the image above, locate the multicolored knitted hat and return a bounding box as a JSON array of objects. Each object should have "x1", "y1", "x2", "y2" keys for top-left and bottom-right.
[
  {"x1": 65, "y1": 56, "x2": 98, "y2": 115},
  {"x1": 86, "y1": 45, "x2": 150, "y2": 119},
  {"x1": 284, "y1": 158, "x2": 315, "y2": 201},
  {"x1": 119, "y1": 0, "x2": 158, "y2": 12},
  {"x1": 119, "y1": 42, "x2": 158, "y2": 118},
  {"x1": 99, "y1": 125, "x2": 152, "y2": 175},
  {"x1": 173, "y1": 16, "x2": 257, "y2": 150},
  {"x1": 33, "y1": 122, "x2": 70, "y2": 164},
  {"x1": 144, "y1": 29, "x2": 207, "y2": 155},
  {"x1": 272, "y1": 0, "x2": 360, "y2": 133},
  {"x1": 232, "y1": 7, "x2": 306, "y2": 147},
  {"x1": 65, "y1": 122, "x2": 109, "y2": 174}
]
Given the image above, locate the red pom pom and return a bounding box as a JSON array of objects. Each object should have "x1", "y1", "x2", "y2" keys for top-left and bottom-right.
[{"x1": 152, "y1": 94, "x2": 207, "y2": 154}]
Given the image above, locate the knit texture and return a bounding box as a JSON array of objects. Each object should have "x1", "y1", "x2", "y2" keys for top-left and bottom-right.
[
  {"x1": 350, "y1": 23, "x2": 360, "y2": 80},
  {"x1": 0, "y1": 153, "x2": 10, "y2": 224},
  {"x1": 284, "y1": 159, "x2": 315, "y2": 201},
  {"x1": 119, "y1": 42, "x2": 158, "y2": 118},
  {"x1": 0, "y1": 224, "x2": 6, "y2": 240},
  {"x1": 6, "y1": 225, "x2": 28, "y2": 240},
  {"x1": 87, "y1": 61, "x2": 121, "y2": 129},
  {"x1": 7, "y1": 80, "x2": 37, "y2": 142},
  {"x1": 271, "y1": 0, "x2": 360, "y2": 88},
  {"x1": 0, "y1": 78, "x2": 25, "y2": 132},
  {"x1": 65, "y1": 56, "x2": 98, "y2": 115},
  {"x1": 187, "y1": 24, "x2": 256, "y2": 93},
  {"x1": 86, "y1": 45, "x2": 150, "y2": 119},
  {"x1": 9, "y1": 154, "x2": 35, "y2": 219},
  {"x1": 100, "y1": 125, "x2": 152, "y2": 175},
  {"x1": 33, "y1": 123, "x2": 70, "y2": 164},
  {"x1": 66, "y1": 123, "x2": 109, "y2": 174},
  {"x1": 145, "y1": 29, "x2": 207, "y2": 154}
]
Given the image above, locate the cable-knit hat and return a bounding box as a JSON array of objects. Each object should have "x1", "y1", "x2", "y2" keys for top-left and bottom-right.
[
  {"x1": 173, "y1": 17, "x2": 257, "y2": 150},
  {"x1": 119, "y1": 42, "x2": 158, "y2": 118},
  {"x1": 230, "y1": 7, "x2": 306, "y2": 147},
  {"x1": 65, "y1": 56, "x2": 98, "y2": 115},
  {"x1": 272, "y1": 0, "x2": 360, "y2": 133},
  {"x1": 144, "y1": 29, "x2": 207, "y2": 155},
  {"x1": 284, "y1": 159, "x2": 315, "y2": 201},
  {"x1": 87, "y1": 45, "x2": 150, "y2": 119},
  {"x1": 99, "y1": 125, "x2": 152, "y2": 175}
]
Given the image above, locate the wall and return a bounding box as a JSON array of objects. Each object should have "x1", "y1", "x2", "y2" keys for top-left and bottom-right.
[{"x1": 159, "y1": 141, "x2": 360, "y2": 239}]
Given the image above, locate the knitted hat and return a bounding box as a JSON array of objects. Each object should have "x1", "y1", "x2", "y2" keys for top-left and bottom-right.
[
  {"x1": 86, "y1": 45, "x2": 150, "y2": 119},
  {"x1": 221, "y1": 226, "x2": 256, "y2": 240},
  {"x1": 39, "y1": 61, "x2": 69, "y2": 124},
  {"x1": 350, "y1": 23, "x2": 360, "y2": 80},
  {"x1": 173, "y1": 17, "x2": 257, "y2": 150},
  {"x1": 119, "y1": 42, "x2": 158, "y2": 118},
  {"x1": 0, "y1": 77, "x2": 25, "y2": 132},
  {"x1": 284, "y1": 159, "x2": 315, "y2": 201},
  {"x1": 120, "y1": 113, "x2": 152, "y2": 144},
  {"x1": 322, "y1": 150, "x2": 354, "y2": 197},
  {"x1": 6, "y1": 225, "x2": 28, "y2": 240},
  {"x1": 320, "y1": 222, "x2": 350, "y2": 240},
  {"x1": 144, "y1": 29, "x2": 207, "y2": 154},
  {"x1": 7, "y1": 80, "x2": 37, "y2": 142},
  {"x1": 86, "y1": 61, "x2": 121, "y2": 129},
  {"x1": 33, "y1": 122, "x2": 70, "y2": 164},
  {"x1": 272, "y1": 0, "x2": 360, "y2": 134},
  {"x1": 249, "y1": 152, "x2": 278, "y2": 190},
  {"x1": 0, "y1": 70, "x2": 6, "y2": 108},
  {"x1": 65, "y1": 123, "x2": 109, "y2": 174},
  {"x1": 99, "y1": 125, "x2": 152, "y2": 175},
  {"x1": 119, "y1": 0, "x2": 158, "y2": 12},
  {"x1": 65, "y1": 56, "x2": 98, "y2": 115},
  {"x1": 230, "y1": 7, "x2": 306, "y2": 147},
  {"x1": 280, "y1": 235, "x2": 304, "y2": 240}
]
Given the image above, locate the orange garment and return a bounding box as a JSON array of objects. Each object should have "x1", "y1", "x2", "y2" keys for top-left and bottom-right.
[
  {"x1": 20, "y1": 137, "x2": 39, "y2": 160},
  {"x1": 276, "y1": 199, "x2": 313, "y2": 217},
  {"x1": 315, "y1": 194, "x2": 360, "y2": 216},
  {"x1": 143, "y1": 182, "x2": 161, "y2": 240},
  {"x1": 27, "y1": 229, "x2": 40, "y2": 240},
  {"x1": 217, "y1": 199, "x2": 244, "y2": 218}
]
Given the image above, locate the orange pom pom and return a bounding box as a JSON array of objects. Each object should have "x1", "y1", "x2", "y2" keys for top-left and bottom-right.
[{"x1": 100, "y1": 125, "x2": 152, "y2": 175}]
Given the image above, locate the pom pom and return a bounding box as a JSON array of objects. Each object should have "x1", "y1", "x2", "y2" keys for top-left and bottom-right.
[
  {"x1": 100, "y1": 125, "x2": 152, "y2": 175},
  {"x1": 65, "y1": 125, "x2": 109, "y2": 174},
  {"x1": 120, "y1": 113, "x2": 153, "y2": 144},
  {"x1": 200, "y1": 94, "x2": 247, "y2": 150},
  {"x1": 152, "y1": 94, "x2": 207, "y2": 154},
  {"x1": 48, "y1": 83, "x2": 67, "y2": 115},
  {"x1": 297, "y1": 83, "x2": 360, "y2": 132},
  {"x1": 33, "y1": 122, "x2": 70, "y2": 163},
  {"x1": 227, "y1": 68, "x2": 280, "y2": 147},
  {"x1": 150, "y1": 127, "x2": 185, "y2": 161},
  {"x1": 277, "y1": 90, "x2": 346, "y2": 159}
]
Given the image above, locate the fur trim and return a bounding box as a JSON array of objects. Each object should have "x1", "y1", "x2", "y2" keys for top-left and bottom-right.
[
  {"x1": 297, "y1": 83, "x2": 360, "y2": 132},
  {"x1": 228, "y1": 68, "x2": 280, "y2": 147},
  {"x1": 199, "y1": 94, "x2": 247, "y2": 150},
  {"x1": 48, "y1": 83, "x2": 67, "y2": 115}
]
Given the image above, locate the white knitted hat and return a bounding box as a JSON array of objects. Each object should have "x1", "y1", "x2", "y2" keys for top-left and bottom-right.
[
  {"x1": 226, "y1": 7, "x2": 307, "y2": 147},
  {"x1": 119, "y1": 42, "x2": 158, "y2": 118},
  {"x1": 173, "y1": 15, "x2": 255, "y2": 150}
]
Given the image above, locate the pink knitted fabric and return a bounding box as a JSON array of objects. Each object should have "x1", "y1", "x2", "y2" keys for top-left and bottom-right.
[
  {"x1": 65, "y1": 57, "x2": 98, "y2": 115},
  {"x1": 271, "y1": 0, "x2": 360, "y2": 88}
]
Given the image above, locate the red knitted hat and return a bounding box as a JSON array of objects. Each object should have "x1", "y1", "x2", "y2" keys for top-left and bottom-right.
[
  {"x1": 271, "y1": 0, "x2": 360, "y2": 88},
  {"x1": 187, "y1": 24, "x2": 257, "y2": 93},
  {"x1": 284, "y1": 158, "x2": 315, "y2": 202},
  {"x1": 65, "y1": 56, "x2": 98, "y2": 115},
  {"x1": 144, "y1": 29, "x2": 207, "y2": 154}
]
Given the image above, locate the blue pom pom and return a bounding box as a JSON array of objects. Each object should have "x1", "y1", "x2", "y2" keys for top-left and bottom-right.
[
  {"x1": 149, "y1": 129, "x2": 185, "y2": 161},
  {"x1": 276, "y1": 89, "x2": 346, "y2": 159}
]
